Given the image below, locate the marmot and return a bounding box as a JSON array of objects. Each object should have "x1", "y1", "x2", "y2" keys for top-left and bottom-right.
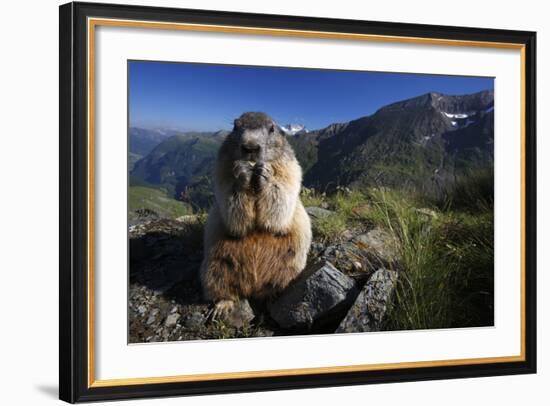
[{"x1": 200, "y1": 112, "x2": 312, "y2": 318}]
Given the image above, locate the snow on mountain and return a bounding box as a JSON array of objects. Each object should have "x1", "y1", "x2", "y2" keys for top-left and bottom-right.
[
  {"x1": 443, "y1": 112, "x2": 470, "y2": 119},
  {"x1": 440, "y1": 104, "x2": 493, "y2": 132},
  {"x1": 280, "y1": 123, "x2": 309, "y2": 135}
]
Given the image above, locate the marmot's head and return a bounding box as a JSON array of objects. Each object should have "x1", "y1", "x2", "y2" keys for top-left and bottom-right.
[{"x1": 225, "y1": 112, "x2": 291, "y2": 163}]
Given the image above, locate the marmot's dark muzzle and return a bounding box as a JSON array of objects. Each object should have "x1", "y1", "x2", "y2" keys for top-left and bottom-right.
[{"x1": 241, "y1": 143, "x2": 261, "y2": 161}]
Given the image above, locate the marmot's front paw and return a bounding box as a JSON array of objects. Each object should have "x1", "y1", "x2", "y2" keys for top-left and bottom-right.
[
  {"x1": 233, "y1": 161, "x2": 254, "y2": 189},
  {"x1": 207, "y1": 299, "x2": 236, "y2": 321},
  {"x1": 252, "y1": 162, "x2": 273, "y2": 193}
]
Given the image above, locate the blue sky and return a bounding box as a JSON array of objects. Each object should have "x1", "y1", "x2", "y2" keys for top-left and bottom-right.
[{"x1": 129, "y1": 61, "x2": 494, "y2": 132}]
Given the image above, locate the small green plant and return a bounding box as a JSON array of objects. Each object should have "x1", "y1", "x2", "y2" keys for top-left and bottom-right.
[
  {"x1": 210, "y1": 318, "x2": 234, "y2": 340},
  {"x1": 312, "y1": 213, "x2": 348, "y2": 244},
  {"x1": 332, "y1": 189, "x2": 370, "y2": 220},
  {"x1": 300, "y1": 187, "x2": 325, "y2": 207}
]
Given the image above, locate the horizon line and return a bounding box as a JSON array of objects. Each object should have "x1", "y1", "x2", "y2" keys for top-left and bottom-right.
[{"x1": 130, "y1": 87, "x2": 494, "y2": 133}]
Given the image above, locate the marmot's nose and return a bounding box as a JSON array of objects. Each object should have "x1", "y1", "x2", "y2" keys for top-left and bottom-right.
[{"x1": 241, "y1": 143, "x2": 261, "y2": 154}]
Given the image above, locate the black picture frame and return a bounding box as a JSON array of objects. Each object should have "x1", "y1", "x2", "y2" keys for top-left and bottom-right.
[{"x1": 59, "y1": 1, "x2": 537, "y2": 403}]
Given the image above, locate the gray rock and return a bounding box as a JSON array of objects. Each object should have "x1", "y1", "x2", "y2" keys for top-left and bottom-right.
[
  {"x1": 321, "y1": 227, "x2": 399, "y2": 274},
  {"x1": 268, "y1": 261, "x2": 359, "y2": 330},
  {"x1": 183, "y1": 311, "x2": 207, "y2": 329},
  {"x1": 129, "y1": 218, "x2": 204, "y2": 294},
  {"x1": 309, "y1": 242, "x2": 326, "y2": 257},
  {"x1": 164, "y1": 312, "x2": 180, "y2": 327},
  {"x1": 253, "y1": 329, "x2": 275, "y2": 337},
  {"x1": 146, "y1": 309, "x2": 158, "y2": 325},
  {"x1": 336, "y1": 268, "x2": 398, "y2": 333},
  {"x1": 223, "y1": 300, "x2": 255, "y2": 328},
  {"x1": 306, "y1": 206, "x2": 335, "y2": 220},
  {"x1": 175, "y1": 214, "x2": 200, "y2": 224},
  {"x1": 353, "y1": 228, "x2": 399, "y2": 263}
]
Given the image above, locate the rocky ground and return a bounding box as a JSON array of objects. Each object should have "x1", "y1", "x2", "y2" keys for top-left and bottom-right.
[{"x1": 128, "y1": 207, "x2": 400, "y2": 343}]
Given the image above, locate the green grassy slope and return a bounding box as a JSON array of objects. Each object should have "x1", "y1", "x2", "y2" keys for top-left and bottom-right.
[{"x1": 129, "y1": 186, "x2": 192, "y2": 220}]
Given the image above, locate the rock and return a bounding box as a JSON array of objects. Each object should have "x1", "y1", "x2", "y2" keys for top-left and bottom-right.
[
  {"x1": 222, "y1": 300, "x2": 255, "y2": 328},
  {"x1": 183, "y1": 311, "x2": 207, "y2": 329},
  {"x1": 336, "y1": 268, "x2": 398, "y2": 333},
  {"x1": 146, "y1": 311, "x2": 158, "y2": 325},
  {"x1": 340, "y1": 229, "x2": 355, "y2": 240},
  {"x1": 321, "y1": 227, "x2": 399, "y2": 275},
  {"x1": 352, "y1": 228, "x2": 399, "y2": 264},
  {"x1": 137, "y1": 305, "x2": 147, "y2": 315},
  {"x1": 129, "y1": 265, "x2": 275, "y2": 342},
  {"x1": 164, "y1": 312, "x2": 181, "y2": 327},
  {"x1": 132, "y1": 208, "x2": 159, "y2": 223},
  {"x1": 175, "y1": 214, "x2": 200, "y2": 224},
  {"x1": 129, "y1": 218, "x2": 203, "y2": 294},
  {"x1": 254, "y1": 329, "x2": 275, "y2": 337},
  {"x1": 306, "y1": 206, "x2": 335, "y2": 220},
  {"x1": 309, "y1": 242, "x2": 326, "y2": 258},
  {"x1": 129, "y1": 224, "x2": 144, "y2": 234},
  {"x1": 268, "y1": 261, "x2": 359, "y2": 331}
]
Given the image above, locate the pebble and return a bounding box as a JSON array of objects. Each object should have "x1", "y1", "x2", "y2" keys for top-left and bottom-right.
[
  {"x1": 183, "y1": 312, "x2": 206, "y2": 329},
  {"x1": 146, "y1": 314, "x2": 157, "y2": 325},
  {"x1": 164, "y1": 312, "x2": 181, "y2": 327}
]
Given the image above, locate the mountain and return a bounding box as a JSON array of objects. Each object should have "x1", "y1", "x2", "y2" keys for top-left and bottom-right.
[
  {"x1": 303, "y1": 90, "x2": 494, "y2": 194},
  {"x1": 129, "y1": 127, "x2": 182, "y2": 170},
  {"x1": 286, "y1": 122, "x2": 348, "y2": 174},
  {"x1": 129, "y1": 127, "x2": 176, "y2": 156},
  {"x1": 130, "y1": 132, "x2": 226, "y2": 207}
]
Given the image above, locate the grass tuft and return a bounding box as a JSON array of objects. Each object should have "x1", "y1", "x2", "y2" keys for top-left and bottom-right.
[
  {"x1": 300, "y1": 187, "x2": 325, "y2": 207},
  {"x1": 312, "y1": 213, "x2": 348, "y2": 244},
  {"x1": 365, "y1": 187, "x2": 493, "y2": 330}
]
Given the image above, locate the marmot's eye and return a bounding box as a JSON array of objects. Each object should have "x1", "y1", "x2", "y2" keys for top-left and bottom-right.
[{"x1": 269, "y1": 125, "x2": 275, "y2": 134}]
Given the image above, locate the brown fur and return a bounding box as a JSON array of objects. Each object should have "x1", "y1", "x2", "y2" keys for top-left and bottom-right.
[{"x1": 201, "y1": 205, "x2": 309, "y2": 300}]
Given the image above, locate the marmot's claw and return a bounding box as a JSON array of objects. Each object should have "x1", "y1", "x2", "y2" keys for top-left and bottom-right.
[
  {"x1": 207, "y1": 300, "x2": 236, "y2": 322},
  {"x1": 233, "y1": 161, "x2": 254, "y2": 187},
  {"x1": 253, "y1": 162, "x2": 273, "y2": 178},
  {"x1": 251, "y1": 163, "x2": 272, "y2": 193}
]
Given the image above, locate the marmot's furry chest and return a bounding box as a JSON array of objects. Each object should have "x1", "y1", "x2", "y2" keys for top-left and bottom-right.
[{"x1": 208, "y1": 230, "x2": 297, "y2": 298}]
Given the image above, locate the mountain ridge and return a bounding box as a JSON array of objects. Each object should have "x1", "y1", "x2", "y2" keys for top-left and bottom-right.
[
  {"x1": 130, "y1": 89, "x2": 494, "y2": 205},
  {"x1": 302, "y1": 89, "x2": 494, "y2": 192}
]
